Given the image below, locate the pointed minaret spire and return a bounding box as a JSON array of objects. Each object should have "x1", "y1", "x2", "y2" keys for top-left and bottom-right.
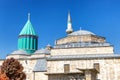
[
  {"x1": 66, "y1": 11, "x2": 73, "y2": 34},
  {"x1": 28, "y1": 13, "x2": 30, "y2": 21},
  {"x1": 68, "y1": 11, "x2": 71, "y2": 23}
]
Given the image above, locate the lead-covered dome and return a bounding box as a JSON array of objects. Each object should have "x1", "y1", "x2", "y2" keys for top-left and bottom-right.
[
  {"x1": 10, "y1": 50, "x2": 27, "y2": 55},
  {"x1": 68, "y1": 30, "x2": 95, "y2": 36},
  {"x1": 35, "y1": 48, "x2": 50, "y2": 54}
]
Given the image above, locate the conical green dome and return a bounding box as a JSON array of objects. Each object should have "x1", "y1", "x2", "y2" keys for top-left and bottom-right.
[
  {"x1": 19, "y1": 20, "x2": 36, "y2": 35},
  {"x1": 18, "y1": 14, "x2": 38, "y2": 54}
]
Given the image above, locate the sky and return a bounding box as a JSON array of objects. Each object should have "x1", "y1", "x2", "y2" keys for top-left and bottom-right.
[{"x1": 0, "y1": 0, "x2": 120, "y2": 58}]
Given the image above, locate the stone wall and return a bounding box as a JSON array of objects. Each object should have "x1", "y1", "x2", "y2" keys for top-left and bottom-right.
[
  {"x1": 51, "y1": 46, "x2": 114, "y2": 55},
  {"x1": 34, "y1": 72, "x2": 48, "y2": 80},
  {"x1": 6, "y1": 55, "x2": 29, "y2": 59},
  {"x1": 56, "y1": 35, "x2": 105, "y2": 45},
  {"x1": 47, "y1": 58, "x2": 120, "y2": 80},
  {"x1": 19, "y1": 59, "x2": 37, "y2": 80},
  {"x1": 91, "y1": 35, "x2": 105, "y2": 43},
  {"x1": 0, "y1": 60, "x2": 3, "y2": 65}
]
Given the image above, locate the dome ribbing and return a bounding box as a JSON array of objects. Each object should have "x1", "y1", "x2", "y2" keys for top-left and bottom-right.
[
  {"x1": 18, "y1": 14, "x2": 38, "y2": 54},
  {"x1": 19, "y1": 20, "x2": 36, "y2": 36}
]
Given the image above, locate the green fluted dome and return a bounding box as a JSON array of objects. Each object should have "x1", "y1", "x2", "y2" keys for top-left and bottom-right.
[
  {"x1": 19, "y1": 20, "x2": 36, "y2": 35},
  {"x1": 18, "y1": 14, "x2": 38, "y2": 54}
]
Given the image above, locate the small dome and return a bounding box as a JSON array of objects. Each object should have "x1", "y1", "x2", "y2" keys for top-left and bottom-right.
[
  {"x1": 68, "y1": 30, "x2": 95, "y2": 36},
  {"x1": 11, "y1": 50, "x2": 27, "y2": 55},
  {"x1": 35, "y1": 48, "x2": 50, "y2": 54}
]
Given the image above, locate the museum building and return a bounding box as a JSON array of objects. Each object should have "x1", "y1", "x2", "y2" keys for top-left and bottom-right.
[{"x1": 1, "y1": 12, "x2": 120, "y2": 80}]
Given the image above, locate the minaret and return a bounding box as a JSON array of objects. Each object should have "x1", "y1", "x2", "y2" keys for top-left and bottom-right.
[
  {"x1": 18, "y1": 13, "x2": 38, "y2": 54},
  {"x1": 66, "y1": 11, "x2": 73, "y2": 34}
]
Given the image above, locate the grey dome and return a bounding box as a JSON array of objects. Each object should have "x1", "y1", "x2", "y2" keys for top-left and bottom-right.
[
  {"x1": 68, "y1": 30, "x2": 95, "y2": 36},
  {"x1": 11, "y1": 50, "x2": 27, "y2": 55},
  {"x1": 35, "y1": 48, "x2": 50, "y2": 54}
]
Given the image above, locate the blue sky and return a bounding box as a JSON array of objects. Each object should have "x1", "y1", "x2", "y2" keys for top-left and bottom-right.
[{"x1": 0, "y1": 0, "x2": 120, "y2": 58}]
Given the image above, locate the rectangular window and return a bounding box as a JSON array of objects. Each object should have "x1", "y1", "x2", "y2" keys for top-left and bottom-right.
[
  {"x1": 94, "y1": 63, "x2": 99, "y2": 73},
  {"x1": 64, "y1": 64, "x2": 70, "y2": 73}
]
